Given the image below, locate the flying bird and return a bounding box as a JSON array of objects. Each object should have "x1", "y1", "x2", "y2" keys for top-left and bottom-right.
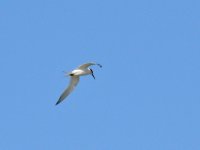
[{"x1": 56, "y1": 62, "x2": 102, "y2": 105}]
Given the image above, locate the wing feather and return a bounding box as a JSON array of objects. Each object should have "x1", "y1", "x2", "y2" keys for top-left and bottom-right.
[
  {"x1": 56, "y1": 76, "x2": 79, "y2": 105},
  {"x1": 78, "y1": 62, "x2": 102, "y2": 69}
]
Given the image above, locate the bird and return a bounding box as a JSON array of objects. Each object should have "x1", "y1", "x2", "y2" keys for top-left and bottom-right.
[{"x1": 56, "y1": 62, "x2": 102, "y2": 105}]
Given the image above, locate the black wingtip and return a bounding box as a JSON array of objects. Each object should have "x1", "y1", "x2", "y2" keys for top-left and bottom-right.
[
  {"x1": 97, "y1": 64, "x2": 102, "y2": 68},
  {"x1": 55, "y1": 100, "x2": 61, "y2": 106}
]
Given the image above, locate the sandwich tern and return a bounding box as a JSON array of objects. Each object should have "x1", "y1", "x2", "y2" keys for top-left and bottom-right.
[{"x1": 56, "y1": 62, "x2": 102, "y2": 105}]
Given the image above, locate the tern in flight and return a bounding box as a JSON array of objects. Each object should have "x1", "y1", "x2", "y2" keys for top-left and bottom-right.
[{"x1": 56, "y1": 62, "x2": 102, "y2": 105}]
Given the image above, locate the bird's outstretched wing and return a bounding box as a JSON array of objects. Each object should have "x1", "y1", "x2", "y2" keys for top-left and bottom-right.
[
  {"x1": 56, "y1": 76, "x2": 79, "y2": 105},
  {"x1": 78, "y1": 62, "x2": 102, "y2": 69}
]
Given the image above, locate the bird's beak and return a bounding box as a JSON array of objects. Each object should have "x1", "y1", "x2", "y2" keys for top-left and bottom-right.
[
  {"x1": 90, "y1": 69, "x2": 95, "y2": 79},
  {"x1": 91, "y1": 73, "x2": 95, "y2": 79}
]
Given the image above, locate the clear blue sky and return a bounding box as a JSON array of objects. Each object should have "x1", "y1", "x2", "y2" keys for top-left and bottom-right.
[{"x1": 0, "y1": 0, "x2": 200, "y2": 149}]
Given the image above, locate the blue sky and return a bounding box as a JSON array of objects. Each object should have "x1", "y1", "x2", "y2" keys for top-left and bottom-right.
[{"x1": 0, "y1": 0, "x2": 200, "y2": 149}]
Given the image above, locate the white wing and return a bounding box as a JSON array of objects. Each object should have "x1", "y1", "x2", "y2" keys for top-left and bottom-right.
[
  {"x1": 56, "y1": 76, "x2": 79, "y2": 105},
  {"x1": 78, "y1": 62, "x2": 102, "y2": 69}
]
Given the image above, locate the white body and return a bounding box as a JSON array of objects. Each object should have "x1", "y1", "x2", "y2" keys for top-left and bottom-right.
[
  {"x1": 56, "y1": 62, "x2": 102, "y2": 105},
  {"x1": 70, "y1": 68, "x2": 91, "y2": 76}
]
